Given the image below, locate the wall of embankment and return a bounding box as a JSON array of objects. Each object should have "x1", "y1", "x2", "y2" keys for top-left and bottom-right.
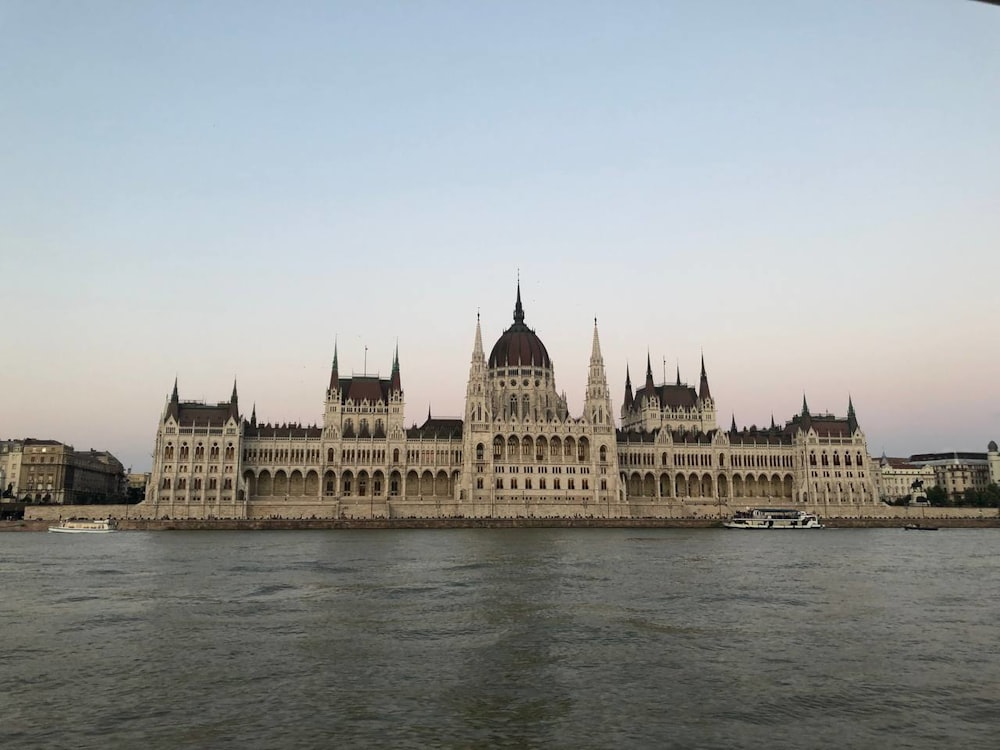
[{"x1": 4, "y1": 516, "x2": 999, "y2": 531}]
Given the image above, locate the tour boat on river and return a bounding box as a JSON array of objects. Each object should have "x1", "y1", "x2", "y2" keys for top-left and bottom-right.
[
  {"x1": 723, "y1": 508, "x2": 823, "y2": 530},
  {"x1": 48, "y1": 519, "x2": 118, "y2": 534}
]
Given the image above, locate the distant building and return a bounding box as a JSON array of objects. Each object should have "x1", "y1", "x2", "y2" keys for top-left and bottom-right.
[
  {"x1": 14, "y1": 439, "x2": 125, "y2": 503},
  {"x1": 1, "y1": 439, "x2": 24, "y2": 498},
  {"x1": 127, "y1": 472, "x2": 151, "y2": 493},
  {"x1": 989, "y1": 441, "x2": 1000, "y2": 487},
  {"x1": 875, "y1": 456, "x2": 937, "y2": 502},
  {"x1": 908, "y1": 451, "x2": 992, "y2": 501},
  {"x1": 143, "y1": 284, "x2": 880, "y2": 519}
]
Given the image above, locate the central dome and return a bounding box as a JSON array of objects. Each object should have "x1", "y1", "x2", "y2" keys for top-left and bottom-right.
[{"x1": 488, "y1": 285, "x2": 552, "y2": 369}]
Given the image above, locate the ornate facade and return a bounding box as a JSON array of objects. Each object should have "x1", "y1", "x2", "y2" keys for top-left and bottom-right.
[{"x1": 142, "y1": 285, "x2": 880, "y2": 519}]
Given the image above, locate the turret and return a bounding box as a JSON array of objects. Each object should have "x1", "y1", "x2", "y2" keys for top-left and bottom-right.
[
  {"x1": 584, "y1": 318, "x2": 613, "y2": 426},
  {"x1": 229, "y1": 378, "x2": 239, "y2": 421},
  {"x1": 623, "y1": 365, "x2": 634, "y2": 411},
  {"x1": 328, "y1": 342, "x2": 340, "y2": 395},
  {"x1": 698, "y1": 354, "x2": 712, "y2": 401},
  {"x1": 390, "y1": 343, "x2": 401, "y2": 393},
  {"x1": 166, "y1": 377, "x2": 180, "y2": 421},
  {"x1": 847, "y1": 396, "x2": 858, "y2": 434},
  {"x1": 464, "y1": 312, "x2": 489, "y2": 425}
]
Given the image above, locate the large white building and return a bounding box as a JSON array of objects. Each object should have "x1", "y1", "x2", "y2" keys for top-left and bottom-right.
[
  {"x1": 141, "y1": 286, "x2": 880, "y2": 519},
  {"x1": 875, "y1": 456, "x2": 937, "y2": 502}
]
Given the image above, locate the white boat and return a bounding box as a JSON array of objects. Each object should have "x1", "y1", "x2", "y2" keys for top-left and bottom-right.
[
  {"x1": 48, "y1": 518, "x2": 118, "y2": 534},
  {"x1": 723, "y1": 508, "x2": 823, "y2": 530}
]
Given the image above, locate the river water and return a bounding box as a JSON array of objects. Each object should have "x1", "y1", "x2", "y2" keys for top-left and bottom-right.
[{"x1": 2, "y1": 529, "x2": 998, "y2": 749}]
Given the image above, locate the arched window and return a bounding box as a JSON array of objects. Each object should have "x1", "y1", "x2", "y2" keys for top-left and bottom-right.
[
  {"x1": 510, "y1": 396, "x2": 517, "y2": 419},
  {"x1": 600, "y1": 445, "x2": 608, "y2": 463},
  {"x1": 476, "y1": 443, "x2": 484, "y2": 461},
  {"x1": 393, "y1": 448, "x2": 400, "y2": 463}
]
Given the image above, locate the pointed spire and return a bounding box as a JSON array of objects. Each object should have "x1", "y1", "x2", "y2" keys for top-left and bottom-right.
[
  {"x1": 799, "y1": 393, "x2": 812, "y2": 432},
  {"x1": 675, "y1": 363, "x2": 681, "y2": 387},
  {"x1": 590, "y1": 317, "x2": 603, "y2": 363},
  {"x1": 770, "y1": 414, "x2": 776, "y2": 430},
  {"x1": 390, "y1": 341, "x2": 401, "y2": 392},
  {"x1": 472, "y1": 312, "x2": 484, "y2": 359},
  {"x1": 250, "y1": 403, "x2": 257, "y2": 428},
  {"x1": 698, "y1": 353, "x2": 711, "y2": 400},
  {"x1": 228, "y1": 377, "x2": 240, "y2": 420},
  {"x1": 427, "y1": 404, "x2": 432, "y2": 422},
  {"x1": 623, "y1": 365, "x2": 634, "y2": 410},
  {"x1": 166, "y1": 376, "x2": 180, "y2": 421},
  {"x1": 730, "y1": 414, "x2": 738, "y2": 433},
  {"x1": 329, "y1": 340, "x2": 340, "y2": 392},
  {"x1": 513, "y1": 280, "x2": 525, "y2": 325},
  {"x1": 847, "y1": 395, "x2": 858, "y2": 433}
]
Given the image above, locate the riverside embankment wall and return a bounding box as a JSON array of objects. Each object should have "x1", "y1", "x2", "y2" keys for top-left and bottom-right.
[{"x1": 5, "y1": 515, "x2": 999, "y2": 531}]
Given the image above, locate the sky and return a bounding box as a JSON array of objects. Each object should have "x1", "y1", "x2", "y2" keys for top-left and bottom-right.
[{"x1": 1, "y1": 0, "x2": 998, "y2": 473}]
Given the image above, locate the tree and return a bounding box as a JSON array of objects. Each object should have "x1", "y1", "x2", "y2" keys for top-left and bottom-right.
[
  {"x1": 925, "y1": 486, "x2": 949, "y2": 507},
  {"x1": 982, "y1": 483, "x2": 1000, "y2": 508}
]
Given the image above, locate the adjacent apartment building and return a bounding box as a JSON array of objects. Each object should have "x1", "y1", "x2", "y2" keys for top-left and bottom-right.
[
  {"x1": 5, "y1": 438, "x2": 125, "y2": 504},
  {"x1": 908, "y1": 449, "x2": 996, "y2": 501}
]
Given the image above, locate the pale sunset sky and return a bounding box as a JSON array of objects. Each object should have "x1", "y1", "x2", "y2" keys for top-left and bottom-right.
[{"x1": 2, "y1": 1, "x2": 998, "y2": 472}]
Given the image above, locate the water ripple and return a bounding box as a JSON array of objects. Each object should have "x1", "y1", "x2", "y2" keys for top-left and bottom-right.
[{"x1": 2, "y1": 528, "x2": 999, "y2": 749}]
